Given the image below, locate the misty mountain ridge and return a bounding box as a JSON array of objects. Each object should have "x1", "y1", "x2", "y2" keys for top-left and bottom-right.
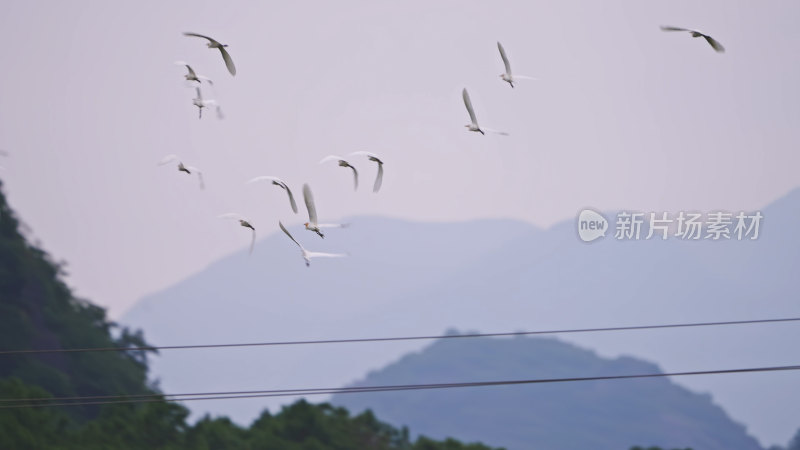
[{"x1": 123, "y1": 187, "x2": 800, "y2": 448}]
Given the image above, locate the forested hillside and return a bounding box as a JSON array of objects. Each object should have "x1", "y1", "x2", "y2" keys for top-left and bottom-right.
[{"x1": 0, "y1": 182, "x2": 502, "y2": 449}]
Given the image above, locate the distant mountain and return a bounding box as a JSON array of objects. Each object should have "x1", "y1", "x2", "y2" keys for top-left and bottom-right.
[
  {"x1": 331, "y1": 333, "x2": 762, "y2": 450},
  {"x1": 122, "y1": 188, "x2": 800, "y2": 447}
]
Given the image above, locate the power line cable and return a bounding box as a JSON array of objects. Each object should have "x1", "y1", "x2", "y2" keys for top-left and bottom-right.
[
  {"x1": 1, "y1": 317, "x2": 797, "y2": 356},
  {"x1": 2, "y1": 364, "x2": 798, "y2": 409}
]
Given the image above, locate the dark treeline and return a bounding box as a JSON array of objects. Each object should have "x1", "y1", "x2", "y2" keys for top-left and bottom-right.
[{"x1": 0, "y1": 181, "x2": 504, "y2": 449}]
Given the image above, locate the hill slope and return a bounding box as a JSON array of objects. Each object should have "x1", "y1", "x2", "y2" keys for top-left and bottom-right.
[
  {"x1": 0, "y1": 181, "x2": 503, "y2": 450},
  {"x1": 331, "y1": 334, "x2": 761, "y2": 450}
]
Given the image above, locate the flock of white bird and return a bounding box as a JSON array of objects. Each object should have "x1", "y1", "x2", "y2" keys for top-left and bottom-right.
[{"x1": 157, "y1": 25, "x2": 723, "y2": 267}]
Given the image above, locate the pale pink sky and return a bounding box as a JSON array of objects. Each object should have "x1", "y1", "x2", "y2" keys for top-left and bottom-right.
[{"x1": 0, "y1": 0, "x2": 798, "y2": 319}]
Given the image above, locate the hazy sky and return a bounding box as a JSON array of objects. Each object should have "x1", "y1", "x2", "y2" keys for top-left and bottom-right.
[{"x1": 1, "y1": 1, "x2": 798, "y2": 318}]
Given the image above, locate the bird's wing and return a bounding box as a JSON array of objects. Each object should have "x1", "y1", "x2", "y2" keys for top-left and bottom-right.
[
  {"x1": 306, "y1": 251, "x2": 348, "y2": 259},
  {"x1": 183, "y1": 32, "x2": 217, "y2": 44},
  {"x1": 218, "y1": 212, "x2": 246, "y2": 221},
  {"x1": 186, "y1": 166, "x2": 204, "y2": 189},
  {"x1": 320, "y1": 155, "x2": 345, "y2": 164},
  {"x1": 702, "y1": 35, "x2": 725, "y2": 53},
  {"x1": 218, "y1": 46, "x2": 237, "y2": 76},
  {"x1": 483, "y1": 127, "x2": 509, "y2": 136},
  {"x1": 195, "y1": 87, "x2": 203, "y2": 101},
  {"x1": 660, "y1": 26, "x2": 692, "y2": 32},
  {"x1": 215, "y1": 106, "x2": 225, "y2": 120},
  {"x1": 249, "y1": 229, "x2": 255, "y2": 255},
  {"x1": 462, "y1": 88, "x2": 478, "y2": 126},
  {"x1": 497, "y1": 42, "x2": 511, "y2": 75},
  {"x1": 279, "y1": 221, "x2": 303, "y2": 250},
  {"x1": 285, "y1": 186, "x2": 299, "y2": 214},
  {"x1": 348, "y1": 151, "x2": 383, "y2": 165},
  {"x1": 158, "y1": 154, "x2": 179, "y2": 166},
  {"x1": 373, "y1": 162, "x2": 383, "y2": 193},
  {"x1": 175, "y1": 61, "x2": 197, "y2": 76},
  {"x1": 247, "y1": 175, "x2": 282, "y2": 184},
  {"x1": 513, "y1": 75, "x2": 538, "y2": 80},
  {"x1": 317, "y1": 223, "x2": 349, "y2": 229},
  {"x1": 197, "y1": 75, "x2": 214, "y2": 85},
  {"x1": 349, "y1": 166, "x2": 359, "y2": 191},
  {"x1": 303, "y1": 183, "x2": 318, "y2": 225}
]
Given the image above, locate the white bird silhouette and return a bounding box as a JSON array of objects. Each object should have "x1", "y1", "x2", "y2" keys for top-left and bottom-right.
[
  {"x1": 320, "y1": 155, "x2": 359, "y2": 191},
  {"x1": 462, "y1": 88, "x2": 508, "y2": 136},
  {"x1": 175, "y1": 61, "x2": 214, "y2": 85},
  {"x1": 347, "y1": 151, "x2": 384, "y2": 193},
  {"x1": 218, "y1": 213, "x2": 256, "y2": 255},
  {"x1": 497, "y1": 42, "x2": 536, "y2": 88},
  {"x1": 660, "y1": 26, "x2": 725, "y2": 53},
  {"x1": 183, "y1": 32, "x2": 237, "y2": 75},
  {"x1": 247, "y1": 176, "x2": 299, "y2": 214},
  {"x1": 192, "y1": 87, "x2": 223, "y2": 120},
  {"x1": 158, "y1": 155, "x2": 204, "y2": 189},
  {"x1": 302, "y1": 183, "x2": 348, "y2": 239},
  {"x1": 280, "y1": 221, "x2": 347, "y2": 267}
]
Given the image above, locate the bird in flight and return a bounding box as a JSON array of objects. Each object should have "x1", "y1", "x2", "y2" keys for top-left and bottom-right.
[
  {"x1": 660, "y1": 26, "x2": 725, "y2": 53},
  {"x1": 302, "y1": 183, "x2": 348, "y2": 239},
  {"x1": 320, "y1": 155, "x2": 359, "y2": 191},
  {"x1": 497, "y1": 42, "x2": 536, "y2": 88},
  {"x1": 192, "y1": 87, "x2": 223, "y2": 120},
  {"x1": 183, "y1": 32, "x2": 237, "y2": 75},
  {"x1": 279, "y1": 222, "x2": 347, "y2": 267},
  {"x1": 158, "y1": 155, "x2": 204, "y2": 189},
  {"x1": 462, "y1": 88, "x2": 508, "y2": 136},
  {"x1": 247, "y1": 175, "x2": 299, "y2": 214},
  {"x1": 348, "y1": 151, "x2": 384, "y2": 193},
  {"x1": 218, "y1": 213, "x2": 256, "y2": 255},
  {"x1": 175, "y1": 61, "x2": 214, "y2": 85}
]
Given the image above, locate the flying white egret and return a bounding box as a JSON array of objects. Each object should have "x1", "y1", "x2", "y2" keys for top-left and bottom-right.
[
  {"x1": 462, "y1": 88, "x2": 509, "y2": 136},
  {"x1": 302, "y1": 183, "x2": 348, "y2": 239},
  {"x1": 660, "y1": 26, "x2": 725, "y2": 53},
  {"x1": 218, "y1": 213, "x2": 256, "y2": 255},
  {"x1": 183, "y1": 32, "x2": 237, "y2": 75},
  {"x1": 247, "y1": 176, "x2": 299, "y2": 214},
  {"x1": 497, "y1": 42, "x2": 536, "y2": 88},
  {"x1": 279, "y1": 222, "x2": 347, "y2": 267},
  {"x1": 175, "y1": 61, "x2": 214, "y2": 85},
  {"x1": 158, "y1": 155, "x2": 204, "y2": 189},
  {"x1": 192, "y1": 87, "x2": 223, "y2": 120},
  {"x1": 320, "y1": 155, "x2": 359, "y2": 191},
  {"x1": 347, "y1": 151, "x2": 384, "y2": 193}
]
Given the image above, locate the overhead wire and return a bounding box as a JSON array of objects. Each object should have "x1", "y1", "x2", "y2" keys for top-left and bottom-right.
[
  {"x1": 2, "y1": 364, "x2": 798, "y2": 409},
  {"x1": 0, "y1": 317, "x2": 797, "y2": 356}
]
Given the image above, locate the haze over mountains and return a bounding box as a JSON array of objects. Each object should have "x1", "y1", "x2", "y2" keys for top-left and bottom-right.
[
  {"x1": 123, "y1": 187, "x2": 800, "y2": 448},
  {"x1": 332, "y1": 334, "x2": 763, "y2": 450}
]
